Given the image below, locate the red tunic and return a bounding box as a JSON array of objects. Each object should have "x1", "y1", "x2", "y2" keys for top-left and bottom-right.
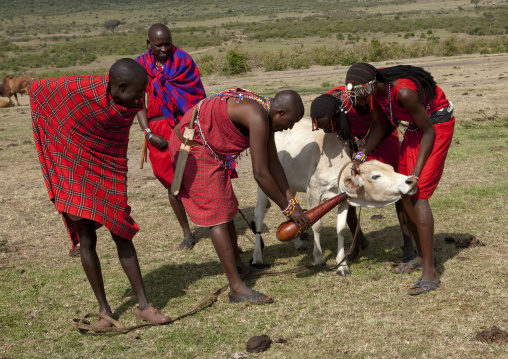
[
  {"x1": 376, "y1": 79, "x2": 455, "y2": 199},
  {"x1": 30, "y1": 75, "x2": 142, "y2": 248},
  {"x1": 327, "y1": 86, "x2": 400, "y2": 170},
  {"x1": 168, "y1": 89, "x2": 256, "y2": 226}
]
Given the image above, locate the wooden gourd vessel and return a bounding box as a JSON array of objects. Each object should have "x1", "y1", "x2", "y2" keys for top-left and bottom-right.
[{"x1": 276, "y1": 192, "x2": 348, "y2": 242}]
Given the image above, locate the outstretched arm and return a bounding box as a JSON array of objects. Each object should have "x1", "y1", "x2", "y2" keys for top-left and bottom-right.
[{"x1": 241, "y1": 104, "x2": 310, "y2": 230}]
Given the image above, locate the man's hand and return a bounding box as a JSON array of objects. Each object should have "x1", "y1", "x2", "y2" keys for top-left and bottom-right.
[
  {"x1": 289, "y1": 205, "x2": 311, "y2": 233},
  {"x1": 148, "y1": 134, "x2": 168, "y2": 150},
  {"x1": 351, "y1": 154, "x2": 361, "y2": 175}
]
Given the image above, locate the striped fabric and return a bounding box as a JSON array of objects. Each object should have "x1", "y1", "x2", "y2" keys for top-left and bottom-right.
[
  {"x1": 136, "y1": 46, "x2": 206, "y2": 126},
  {"x1": 30, "y1": 75, "x2": 142, "y2": 247}
]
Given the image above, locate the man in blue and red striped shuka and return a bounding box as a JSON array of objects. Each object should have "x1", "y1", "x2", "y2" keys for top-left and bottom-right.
[
  {"x1": 136, "y1": 23, "x2": 206, "y2": 251},
  {"x1": 30, "y1": 58, "x2": 171, "y2": 328}
]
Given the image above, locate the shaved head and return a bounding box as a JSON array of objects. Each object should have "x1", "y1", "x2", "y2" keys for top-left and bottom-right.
[
  {"x1": 148, "y1": 23, "x2": 171, "y2": 41},
  {"x1": 109, "y1": 58, "x2": 148, "y2": 108},
  {"x1": 109, "y1": 58, "x2": 148, "y2": 84},
  {"x1": 146, "y1": 23, "x2": 172, "y2": 63},
  {"x1": 274, "y1": 90, "x2": 305, "y2": 118}
]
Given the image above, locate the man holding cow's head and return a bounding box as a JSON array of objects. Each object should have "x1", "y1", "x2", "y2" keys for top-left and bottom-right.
[
  {"x1": 166, "y1": 88, "x2": 312, "y2": 304},
  {"x1": 311, "y1": 62, "x2": 455, "y2": 295},
  {"x1": 310, "y1": 87, "x2": 414, "y2": 269}
]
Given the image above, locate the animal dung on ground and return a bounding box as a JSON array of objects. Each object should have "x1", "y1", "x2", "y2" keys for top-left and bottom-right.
[
  {"x1": 246, "y1": 335, "x2": 273, "y2": 353},
  {"x1": 444, "y1": 236, "x2": 483, "y2": 248},
  {"x1": 475, "y1": 326, "x2": 508, "y2": 344}
]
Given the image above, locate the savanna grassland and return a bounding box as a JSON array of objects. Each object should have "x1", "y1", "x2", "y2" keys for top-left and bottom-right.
[{"x1": 1, "y1": 1, "x2": 508, "y2": 358}]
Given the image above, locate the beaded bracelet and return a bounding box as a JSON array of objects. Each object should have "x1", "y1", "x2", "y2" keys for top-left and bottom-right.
[
  {"x1": 281, "y1": 203, "x2": 295, "y2": 217},
  {"x1": 289, "y1": 198, "x2": 299, "y2": 206},
  {"x1": 408, "y1": 174, "x2": 420, "y2": 181},
  {"x1": 355, "y1": 152, "x2": 367, "y2": 163},
  {"x1": 146, "y1": 132, "x2": 154, "y2": 142},
  {"x1": 143, "y1": 128, "x2": 153, "y2": 138}
]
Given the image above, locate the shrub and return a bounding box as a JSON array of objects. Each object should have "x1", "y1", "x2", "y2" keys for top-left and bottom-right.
[
  {"x1": 222, "y1": 47, "x2": 250, "y2": 75},
  {"x1": 195, "y1": 54, "x2": 222, "y2": 76},
  {"x1": 262, "y1": 50, "x2": 288, "y2": 72}
]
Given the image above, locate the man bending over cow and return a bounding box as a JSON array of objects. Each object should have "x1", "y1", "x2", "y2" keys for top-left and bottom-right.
[
  {"x1": 310, "y1": 67, "x2": 414, "y2": 265},
  {"x1": 344, "y1": 63, "x2": 455, "y2": 295},
  {"x1": 167, "y1": 88, "x2": 312, "y2": 304},
  {"x1": 136, "y1": 23, "x2": 206, "y2": 251},
  {"x1": 30, "y1": 59, "x2": 171, "y2": 327}
]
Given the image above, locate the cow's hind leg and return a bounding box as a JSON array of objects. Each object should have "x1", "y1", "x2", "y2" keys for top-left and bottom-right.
[
  {"x1": 335, "y1": 202, "x2": 351, "y2": 276},
  {"x1": 14, "y1": 93, "x2": 20, "y2": 106}
]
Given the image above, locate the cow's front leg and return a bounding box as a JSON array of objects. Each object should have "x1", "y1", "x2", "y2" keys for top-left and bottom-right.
[
  {"x1": 292, "y1": 237, "x2": 306, "y2": 252},
  {"x1": 252, "y1": 189, "x2": 268, "y2": 265},
  {"x1": 312, "y1": 219, "x2": 326, "y2": 266},
  {"x1": 335, "y1": 203, "x2": 350, "y2": 276}
]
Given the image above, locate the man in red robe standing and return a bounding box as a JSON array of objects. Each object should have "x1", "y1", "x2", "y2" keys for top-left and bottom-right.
[
  {"x1": 136, "y1": 23, "x2": 206, "y2": 250},
  {"x1": 30, "y1": 58, "x2": 171, "y2": 327}
]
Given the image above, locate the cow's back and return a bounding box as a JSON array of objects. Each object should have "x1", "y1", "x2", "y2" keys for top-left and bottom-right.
[{"x1": 274, "y1": 119, "x2": 350, "y2": 196}]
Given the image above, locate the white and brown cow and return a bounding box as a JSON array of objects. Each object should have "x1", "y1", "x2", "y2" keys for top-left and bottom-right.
[{"x1": 252, "y1": 119, "x2": 417, "y2": 275}]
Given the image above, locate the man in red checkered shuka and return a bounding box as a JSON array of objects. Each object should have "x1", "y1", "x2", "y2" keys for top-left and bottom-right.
[{"x1": 30, "y1": 59, "x2": 171, "y2": 327}]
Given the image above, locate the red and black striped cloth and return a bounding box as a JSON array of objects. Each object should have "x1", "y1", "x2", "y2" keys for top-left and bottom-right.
[{"x1": 30, "y1": 75, "x2": 142, "y2": 247}]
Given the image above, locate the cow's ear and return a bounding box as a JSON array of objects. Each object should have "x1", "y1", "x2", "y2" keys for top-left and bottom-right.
[{"x1": 343, "y1": 176, "x2": 363, "y2": 190}]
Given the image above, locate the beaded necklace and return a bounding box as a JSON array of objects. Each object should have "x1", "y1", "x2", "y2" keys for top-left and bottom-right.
[
  {"x1": 386, "y1": 81, "x2": 431, "y2": 135},
  {"x1": 195, "y1": 89, "x2": 270, "y2": 169}
]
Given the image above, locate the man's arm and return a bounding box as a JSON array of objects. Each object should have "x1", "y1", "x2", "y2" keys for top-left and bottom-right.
[
  {"x1": 352, "y1": 102, "x2": 386, "y2": 173},
  {"x1": 398, "y1": 88, "x2": 435, "y2": 177},
  {"x1": 240, "y1": 102, "x2": 310, "y2": 230},
  {"x1": 136, "y1": 97, "x2": 168, "y2": 150}
]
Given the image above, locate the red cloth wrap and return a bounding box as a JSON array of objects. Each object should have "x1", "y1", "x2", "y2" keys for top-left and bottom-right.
[
  {"x1": 168, "y1": 90, "x2": 251, "y2": 226},
  {"x1": 376, "y1": 79, "x2": 454, "y2": 199},
  {"x1": 327, "y1": 86, "x2": 400, "y2": 170},
  {"x1": 30, "y1": 75, "x2": 142, "y2": 248}
]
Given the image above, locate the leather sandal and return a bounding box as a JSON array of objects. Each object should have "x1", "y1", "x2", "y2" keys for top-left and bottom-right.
[
  {"x1": 392, "y1": 259, "x2": 423, "y2": 274},
  {"x1": 92, "y1": 310, "x2": 114, "y2": 329},
  {"x1": 407, "y1": 278, "x2": 441, "y2": 296},
  {"x1": 135, "y1": 306, "x2": 171, "y2": 324}
]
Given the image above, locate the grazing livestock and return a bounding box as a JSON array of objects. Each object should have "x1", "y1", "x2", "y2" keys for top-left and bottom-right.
[
  {"x1": 0, "y1": 96, "x2": 14, "y2": 108},
  {"x1": 2, "y1": 76, "x2": 35, "y2": 106},
  {"x1": 252, "y1": 119, "x2": 418, "y2": 275}
]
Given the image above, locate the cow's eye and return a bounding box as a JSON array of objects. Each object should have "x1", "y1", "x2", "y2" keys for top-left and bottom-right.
[{"x1": 371, "y1": 175, "x2": 381, "y2": 180}]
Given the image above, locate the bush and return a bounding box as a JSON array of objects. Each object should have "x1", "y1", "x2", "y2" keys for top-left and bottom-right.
[
  {"x1": 195, "y1": 54, "x2": 222, "y2": 76},
  {"x1": 222, "y1": 47, "x2": 250, "y2": 75},
  {"x1": 262, "y1": 50, "x2": 288, "y2": 72}
]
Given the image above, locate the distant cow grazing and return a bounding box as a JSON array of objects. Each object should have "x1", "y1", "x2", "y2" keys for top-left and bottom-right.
[
  {"x1": 2, "y1": 76, "x2": 34, "y2": 106},
  {"x1": 252, "y1": 119, "x2": 418, "y2": 275}
]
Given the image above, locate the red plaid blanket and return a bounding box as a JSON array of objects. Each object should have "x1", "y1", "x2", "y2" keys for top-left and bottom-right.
[{"x1": 30, "y1": 75, "x2": 142, "y2": 247}]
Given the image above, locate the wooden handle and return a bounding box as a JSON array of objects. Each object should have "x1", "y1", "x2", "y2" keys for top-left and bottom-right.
[{"x1": 140, "y1": 138, "x2": 147, "y2": 169}]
